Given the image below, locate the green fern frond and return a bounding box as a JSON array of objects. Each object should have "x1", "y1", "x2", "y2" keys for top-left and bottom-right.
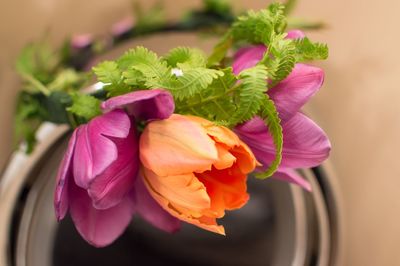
[
  {"x1": 118, "y1": 46, "x2": 171, "y2": 88},
  {"x1": 293, "y1": 37, "x2": 329, "y2": 62},
  {"x1": 163, "y1": 47, "x2": 207, "y2": 68},
  {"x1": 262, "y1": 35, "x2": 296, "y2": 85},
  {"x1": 255, "y1": 96, "x2": 283, "y2": 179},
  {"x1": 92, "y1": 61, "x2": 121, "y2": 84},
  {"x1": 228, "y1": 65, "x2": 268, "y2": 126},
  {"x1": 166, "y1": 68, "x2": 224, "y2": 100}
]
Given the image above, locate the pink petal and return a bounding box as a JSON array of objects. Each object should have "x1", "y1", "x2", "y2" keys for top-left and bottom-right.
[
  {"x1": 232, "y1": 45, "x2": 267, "y2": 75},
  {"x1": 286, "y1": 30, "x2": 305, "y2": 39},
  {"x1": 273, "y1": 168, "x2": 312, "y2": 191},
  {"x1": 132, "y1": 175, "x2": 181, "y2": 233},
  {"x1": 54, "y1": 129, "x2": 77, "y2": 221},
  {"x1": 101, "y1": 89, "x2": 175, "y2": 121},
  {"x1": 268, "y1": 64, "x2": 324, "y2": 122},
  {"x1": 231, "y1": 31, "x2": 303, "y2": 75},
  {"x1": 73, "y1": 110, "x2": 131, "y2": 189},
  {"x1": 235, "y1": 113, "x2": 331, "y2": 169},
  {"x1": 278, "y1": 112, "x2": 331, "y2": 168},
  {"x1": 69, "y1": 182, "x2": 135, "y2": 247},
  {"x1": 88, "y1": 127, "x2": 139, "y2": 210}
]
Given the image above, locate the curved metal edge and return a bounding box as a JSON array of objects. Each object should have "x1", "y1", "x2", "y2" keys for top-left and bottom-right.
[
  {"x1": 0, "y1": 123, "x2": 69, "y2": 266},
  {"x1": 313, "y1": 162, "x2": 345, "y2": 266}
]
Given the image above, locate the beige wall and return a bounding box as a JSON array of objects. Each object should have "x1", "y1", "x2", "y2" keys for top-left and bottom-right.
[{"x1": 1, "y1": 0, "x2": 400, "y2": 265}]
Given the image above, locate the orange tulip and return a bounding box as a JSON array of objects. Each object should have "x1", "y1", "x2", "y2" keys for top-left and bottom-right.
[{"x1": 139, "y1": 114, "x2": 258, "y2": 235}]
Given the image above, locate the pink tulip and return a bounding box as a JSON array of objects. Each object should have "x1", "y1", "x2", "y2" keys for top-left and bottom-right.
[
  {"x1": 54, "y1": 89, "x2": 180, "y2": 247},
  {"x1": 233, "y1": 30, "x2": 331, "y2": 191}
]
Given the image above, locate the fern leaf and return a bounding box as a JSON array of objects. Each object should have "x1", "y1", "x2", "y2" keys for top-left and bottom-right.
[
  {"x1": 163, "y1": 47, "x2": 207, "y2": 68},
  {"x1": 228, "y1": 65, "x2": 268, "y2": 126},
  {"x1": 293, "y1": 37, "x2": 329, "y2": 62},
  {"x1": 92, "y1": 61, "x2": 121, "y2": 84},
  {"x1": 118, "y1": 46, "x2": 171, "y2": 88},
  {"x1": 166, "y1": 68, "x2": 224, "y2": 100},
  {"x1": 255, "y1": 96, "x2": 283, "y2": 179}
]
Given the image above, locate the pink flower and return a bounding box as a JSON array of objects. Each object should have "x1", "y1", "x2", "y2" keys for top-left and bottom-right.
[
  {"x1": 54, "y1": 89, "x2": 180, "y2": 247},
  {"x1": 232, "y1": 30, "x2": 331, "y2": 191}
]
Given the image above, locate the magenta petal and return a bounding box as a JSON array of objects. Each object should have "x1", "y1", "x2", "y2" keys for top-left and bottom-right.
[
  {"x1": 235, "y1": 113, "x2": 330, "y2": 169},
  {"x1": 286, "y1": 30, "x2": 305, "y2": 39},
  {"x1": 101, "y1": 89, "x2": 175, "y2": 121},
  {"x1": 54, "y1": 129, "x2": 77, "y2": 221},
  {"x1": 69, "y1": 183, "x2": 135, "y2": 247},
  {"x1": 273, "y1": 168, "x2": 312, "y2": 192},
  {"x1": 88, "y1": 128, "x2": 139, "y2": 210},
  {"x1": 133, "y1": 176, "x2": 181, "y2": 233},
  {"x1": 268, "y1": 64, "x2": 324, "y2": 122},
  {"x1": 73, "y1": 110, "x2": 131, "y2": 189},
  {"x1": 278, "y1": 112, "x2": 331, "y2": 168},
  {"x1": 232, "y1": 45, "x2": 267, "y2": 75}
]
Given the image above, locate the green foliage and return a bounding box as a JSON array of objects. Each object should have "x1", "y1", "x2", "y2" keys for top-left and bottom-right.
[
  {"x1": 14, "y1": 93, "x2": 46, "y2": 153},
  {"x1": 203, "y1": 0, "x2": 231, "y2": 15},
  {"x1": 67, "y1": 93, "x2": 102, "y2": 121},
  {"x1": 228, "y1": 65, "x2": 268, "y2": 125},
  {"x1": 293, "y1": 37, "x2": 329, "y2": 62},
  {"x1": 119, "y1": 46, "x2": 171, "y2": 88},
  {"x1": 93, "y1": 61, "x2": 131, "y2": 96},
  {"x1": 176, "y1": 67, "x2": 237, "y2": 122},
  {"x1": 166, "y1": 68, "x2": 224, "y2": 100},
  {"x1": 207, "y1": 32, "x2": 233, "y2": 66},
  {"x1": 231, "y1": 3, "x2": 286, "y2": 45},
  {"x1": 255, "y1": 97, "x2": 283, "y2": 179},
  {"x1": 262, "y1": 34, "x2": 296, "y2": 85},
  {"x1": 93, "y1": 61, "x2": 121, "y2": 84},
  {"x1": 15, "y1": 42, "x2": 59, "y2": 85},
  {"x1": 47, "y1": 69, "x2": 89, "y2": 92},
  {"x1": 163, "y1": 47, "x2": 207, "y2": 68}
]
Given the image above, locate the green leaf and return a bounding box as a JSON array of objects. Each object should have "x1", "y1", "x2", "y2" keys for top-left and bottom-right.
[
  {"x1": 47, "y1": 69, "x2": 88, "y2": 92},
  {"x1": 176, "y1": 67, "x2": 237, "y2": 122},
  {"x1": 93, "y1": 61, "x2": 132, "y2": 96},
  {"x1": 40, "y1": 91, "x2": 72, "y2": 124},
  {"x1": 93, "y1": 61, "x2": 122, "y2": 84},
  {"x1": 262, "y1": 34, "x2": 296, "y2": 85},
  {"x1": 228, "y1": 65, "x2": 268, "y2": 126},
  {"x1": 67, "y1": 93, "x2": 102, "y2": 121},
  {"x1": 255, "y1": 96, "x2": 283, "y2": 179},
  {"x1": 231, "y1": 3, "x2": 287, "y2": 45},
  {"x1": 15, "y1": 42, "x2": 59, "y2": 84},
  {"x1": 293, "y1": 37, "x2": 329, "y2": 62},
  {"x1": 166, "y1": 68, "x2": 224, "y2": 100},
  {"x1": 207, "y1": 31, "x2": 233, "y2": 66},
  {"x1": 14, "y1": 92, "x2": 46, "y2": 153},
  {"x1": 119, "y1": 46, "x2": 170, "y2": 88},
  {"x1": 163, "y1": 47, "x2": 207, "y2": 68},
  {"x1": 203, "y1": 0, "x2": 232, "y2": 15}
]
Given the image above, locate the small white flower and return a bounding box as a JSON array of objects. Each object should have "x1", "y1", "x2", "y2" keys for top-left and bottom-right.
[{"x1": 171, "y1": 68, "x2": 184, "y2": 77}]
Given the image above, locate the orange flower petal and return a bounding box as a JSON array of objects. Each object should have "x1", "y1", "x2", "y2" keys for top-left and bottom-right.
[
  {"x1": 143, "y1": 168, "x2": 211, "y2": 216},
  {"x1": 231, "y1": 141, "x2": 258, "y2": 174},
  {"x1": 213, "y1": 143, "x2": 236, "y2": 170},
  {"x1": 205, "y1": 125, "x2": 241, "y2": 148},
  {"x1": 196, "y1": 167, "x2": 249, "y2": 217},
  {"x1": 142, "y1": 174, "x2": 225, "y2": 235},
  {"x1": 140, "y1": 114, "x2": 218, "y2": 176}
]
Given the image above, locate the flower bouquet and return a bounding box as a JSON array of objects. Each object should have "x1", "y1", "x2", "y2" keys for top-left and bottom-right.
[{"x1": 14, "y1": 1, "x2": 330, "y2": 251}]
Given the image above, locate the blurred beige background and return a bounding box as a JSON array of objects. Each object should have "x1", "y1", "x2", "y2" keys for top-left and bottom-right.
[{"x1": 1, "y1": 0, "x2": 400, "y2": 265}]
